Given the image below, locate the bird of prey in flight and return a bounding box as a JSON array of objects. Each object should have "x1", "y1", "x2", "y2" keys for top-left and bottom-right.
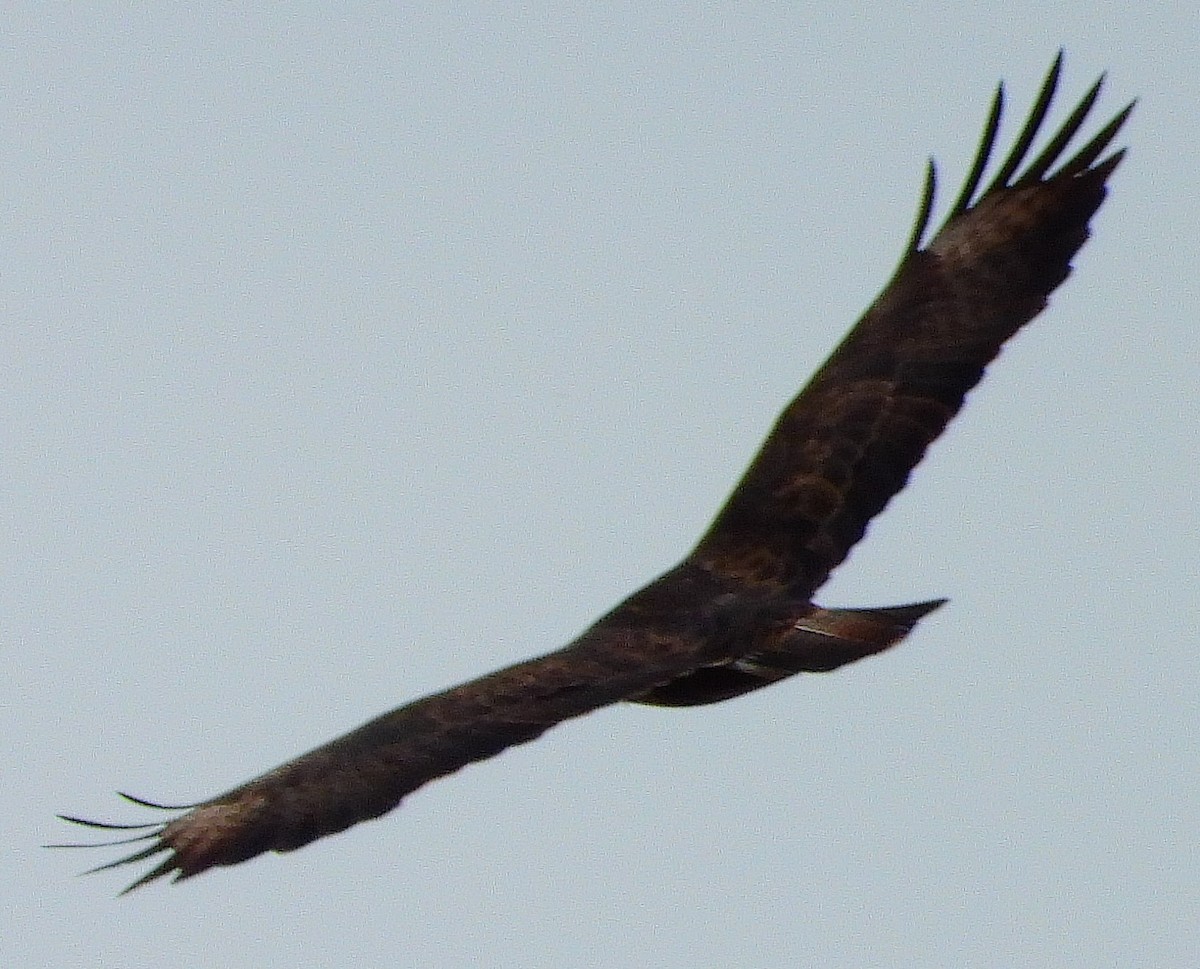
[{"x1": 56, "y1": 53, "x2": 1133, "y2": 892}]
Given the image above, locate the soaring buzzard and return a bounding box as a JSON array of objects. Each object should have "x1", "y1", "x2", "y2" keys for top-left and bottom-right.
[{"x1": 58, "y1": 54, "x2": 1132, "y2": 891}]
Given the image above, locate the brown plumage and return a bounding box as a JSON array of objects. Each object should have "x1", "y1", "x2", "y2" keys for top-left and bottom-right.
[{"x1": 55, "y1": 54, "x2": 1133, "y2": 892}]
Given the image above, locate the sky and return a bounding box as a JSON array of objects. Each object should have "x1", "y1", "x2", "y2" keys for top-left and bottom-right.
[{"x1": 5, "y1": 4, "x2": 1197, "y2": 968}]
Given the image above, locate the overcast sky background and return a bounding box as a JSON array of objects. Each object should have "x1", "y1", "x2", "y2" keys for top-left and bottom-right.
[{"x1": 5, "y1": 5, "x2": 1196, "y2": 968}]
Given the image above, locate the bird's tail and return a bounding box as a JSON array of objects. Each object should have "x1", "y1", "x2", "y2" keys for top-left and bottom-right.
[{"x1": 632, "y1": 598, "x2": 946, "y2": 707}]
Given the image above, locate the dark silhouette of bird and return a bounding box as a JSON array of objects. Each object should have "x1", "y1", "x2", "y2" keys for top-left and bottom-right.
[{"x1": 55, "y1": 53, "x2": 1133, "y2": 892}]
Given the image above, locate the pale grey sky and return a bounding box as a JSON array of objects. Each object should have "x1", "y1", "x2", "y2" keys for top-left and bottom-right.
[{"x1": 6, "y1": 5, "x2": 1197, "y2": 967}]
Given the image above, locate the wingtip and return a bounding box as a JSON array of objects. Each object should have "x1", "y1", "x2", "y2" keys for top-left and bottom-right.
[
  {"x1": 1097, "y1": 146, "x2": 1129, "y2": 176},
  {"x1": 117, "y1": 791, "x2": 200, "y2": 811},
  {"x1": 904, "y1": 159, "x2": 938, "y2": 254},
  {"x1": 52, "y1": 793, "x2": 194, "y2": 893},
  {"x1": 116, "y1": 856, "x2": 183, "y2": 896},
  {"x1": 55, "y1": 813, "x2": 161, "y2": 831}
]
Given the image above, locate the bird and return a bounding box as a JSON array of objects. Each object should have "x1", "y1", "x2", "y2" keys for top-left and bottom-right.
[{"x1": 55, "y1": 53, "x2": 1133, "y2": 892}]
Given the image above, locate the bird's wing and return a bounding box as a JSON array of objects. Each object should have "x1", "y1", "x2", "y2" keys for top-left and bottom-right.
[
  {"x1": 57, "y1": 615, "x2": 742, "y2": 891},
  {"x1": 690, "y1": 52, "x2": 1132, "y2": 599}
]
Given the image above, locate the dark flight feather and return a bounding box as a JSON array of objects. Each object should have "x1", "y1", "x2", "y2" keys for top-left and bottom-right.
[{"x1": 55, "y1": 54, "x2": 1133, "y2": 892}]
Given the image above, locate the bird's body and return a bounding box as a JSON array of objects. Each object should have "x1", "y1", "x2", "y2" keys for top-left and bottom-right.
[{"x1": 58, "y1": 54, "x2": 1133, "y2": 892}]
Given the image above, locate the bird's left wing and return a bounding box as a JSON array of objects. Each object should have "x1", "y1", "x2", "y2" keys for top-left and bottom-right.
[{"x1": 54, "y1": 611, "x2": 739, "y2": 891}]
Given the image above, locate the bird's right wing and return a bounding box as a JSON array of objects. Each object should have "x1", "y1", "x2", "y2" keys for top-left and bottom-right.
[{"x1": 690, "y1": 54, "x2": 1133, "y2": 601}]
